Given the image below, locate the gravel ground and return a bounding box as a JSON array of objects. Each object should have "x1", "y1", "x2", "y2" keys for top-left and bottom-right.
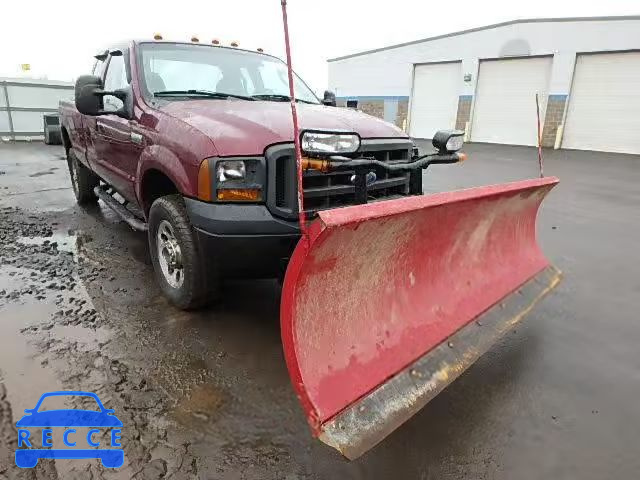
[{"x1": 0, "y1": 141, "x2": 639, "y2": 479}]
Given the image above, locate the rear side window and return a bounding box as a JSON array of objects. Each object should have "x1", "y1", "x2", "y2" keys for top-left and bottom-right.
[{"x1": 103, "y1": 55, "x2": 129, "y2": 112}]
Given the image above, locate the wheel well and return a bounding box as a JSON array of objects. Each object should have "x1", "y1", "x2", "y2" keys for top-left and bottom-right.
[
  {"x1": 141, "y1": 169, "x2": 180, "y2": 214},
  {"x1": 61, "y1": 127, "x2": 71, "y2": 153}
]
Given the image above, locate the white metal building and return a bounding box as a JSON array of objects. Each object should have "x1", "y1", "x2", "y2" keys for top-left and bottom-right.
[
  {"x1": 328, "y1": 16, "x2": 640, "y2": 155},
  {"x1": 0, "y1": 78, "x2": 73, "y2": 141}
]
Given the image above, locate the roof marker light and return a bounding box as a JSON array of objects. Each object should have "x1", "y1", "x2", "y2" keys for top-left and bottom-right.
[
  {"x1": 153, "y1": 33, "x2": 163, "y2": 40},
  {"x1": 191, "y1": 36, "x2": 200, "y2": 43},
  {"x1": 257, "y1": 48, "x2": 264, "y2": 53},
  {"x1": 212, "y1": 39, "x2": 220, "y2": 45},
  {"x1": 230, "y1": 41, "x2": 239, "y2": 47}
]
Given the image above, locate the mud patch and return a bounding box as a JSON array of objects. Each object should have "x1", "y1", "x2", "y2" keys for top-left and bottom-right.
[
  {"x1": 171, "y1": 383, "x2": 227, "y2": 427},
  {"x1": 29, "y1": 167, "x2": 59, "y2": 178},
  {"x1": 0, "y1": 206, "x2": 192, "y2": 478}
]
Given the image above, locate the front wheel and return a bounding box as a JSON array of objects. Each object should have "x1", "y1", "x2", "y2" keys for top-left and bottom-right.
[
  {"x1": 67, "y1": 151, "x2": 98, "y2": 205},
  {"x1": 148, "y1": 195, "x2": 216, "y2": 309}
]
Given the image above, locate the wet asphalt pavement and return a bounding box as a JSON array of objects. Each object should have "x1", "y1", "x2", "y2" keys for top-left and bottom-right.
[{"x1": 0, "y1": 140, "x2": 639, "y2": 479}]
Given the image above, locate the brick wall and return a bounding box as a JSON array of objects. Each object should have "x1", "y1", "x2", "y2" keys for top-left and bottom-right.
[
  {"x1": 395, "y1": 100, "x2": 408, "y2": 129},
  {"x1": 358, "y1": 100, "x2": 384, "y2": 119},
  {"x1": 329, "y1": 98, "x2": 409, "y2": 128},
  {"x1": 541, "y1": 95, "x2": 567, "y2": 147},
  {"x1": 455, "y1": 95, "x2": 473, "y2": 132}
]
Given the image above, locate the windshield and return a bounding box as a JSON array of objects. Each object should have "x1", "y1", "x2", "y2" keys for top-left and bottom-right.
[
  {"x1": 138, "y1": 43, "x2": 319, "y2": 104},
  {"x1": 35, "y1": 394, "x2": 101, "y2": 412}
]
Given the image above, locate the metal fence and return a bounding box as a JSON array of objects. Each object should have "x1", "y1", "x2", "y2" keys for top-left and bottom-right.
[{"x1": 0, "y1": 78, "x2": 74, "y2": 141}]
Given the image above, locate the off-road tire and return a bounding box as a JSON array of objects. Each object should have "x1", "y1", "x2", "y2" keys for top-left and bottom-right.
[
  {"x1": 148, "y1": 195, "x2": 216, "y2": 309},
  {"x1": 67, "y1": 151, "x2": 98, "y2": 205}
]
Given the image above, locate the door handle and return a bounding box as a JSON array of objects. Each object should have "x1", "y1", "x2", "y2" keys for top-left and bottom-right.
[{"x1": 130, "y1": 131, "x2": 143, "y2": 145}]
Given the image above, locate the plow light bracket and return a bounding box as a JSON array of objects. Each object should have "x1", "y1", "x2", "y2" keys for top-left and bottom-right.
[
  {"x1": 433, "y1": 130, "x2": 465, "y2": 153},
  {"x1": 301, "y1": 131, "x2": 361, "y2": 155}
]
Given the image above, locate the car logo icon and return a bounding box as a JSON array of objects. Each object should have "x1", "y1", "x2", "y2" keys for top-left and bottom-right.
[
  {"x1": 350, "y1": 171, "x2": 377, "y2": 186},
  {"x1": 15, "y1": 391, "x2": 124, "y2": 468}
]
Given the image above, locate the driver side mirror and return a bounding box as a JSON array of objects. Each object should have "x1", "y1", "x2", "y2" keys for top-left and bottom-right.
[
  {"x1": 75, "y1": 75, "x2": 103, "y2": 116},
  {"x1": 322, "y1": 90, "x2": 337, "y2": 107},
  {"x1": 75, "y1": 75, "x2": 130, "y2": 119}
]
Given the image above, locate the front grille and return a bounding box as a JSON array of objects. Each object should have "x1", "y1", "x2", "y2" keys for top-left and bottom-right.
[{"x1": 267, "y1": 139, "x2": 413, "y2": 220}]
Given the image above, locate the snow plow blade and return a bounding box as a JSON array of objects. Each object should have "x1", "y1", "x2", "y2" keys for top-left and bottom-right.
[{"x1": 280, "y1": 176, "x2": 561, "y2": 459}]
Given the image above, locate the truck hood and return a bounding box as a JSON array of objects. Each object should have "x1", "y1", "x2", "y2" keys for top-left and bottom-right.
[{"x1": 158, "y1": 100, "x2": 408, "y2": 156}]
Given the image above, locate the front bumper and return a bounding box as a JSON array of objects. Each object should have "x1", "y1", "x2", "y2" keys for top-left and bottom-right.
[{"x1": 184, "y1": 198, "x2": 300, "y2": 278}]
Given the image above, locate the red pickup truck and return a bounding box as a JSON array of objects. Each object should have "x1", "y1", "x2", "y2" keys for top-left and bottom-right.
[{"x1": 59, "y1": 39, "x2": 460, "y2": 309}]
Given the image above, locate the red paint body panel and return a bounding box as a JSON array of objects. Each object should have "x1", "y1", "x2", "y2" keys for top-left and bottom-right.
[
  {"x1": 280, "y1": 177, "x2": 559, "y2": 429},
  {"x1": 58, "y1": 40, "x2": 407, "y2": 212},
  {"x1": 158, "y1": 100, "x2": 405, "y2": 157}
]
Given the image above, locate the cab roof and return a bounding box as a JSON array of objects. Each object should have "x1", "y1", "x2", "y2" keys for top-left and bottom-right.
[{"x1": 95, "y1": 39, "x2": 278, "y2": 62}]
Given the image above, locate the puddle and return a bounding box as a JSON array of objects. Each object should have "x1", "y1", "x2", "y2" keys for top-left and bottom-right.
[
  {"x1": 0, "y1": 302, "x2": 62, "y2": 425},
  {"x1": 18, "y1": 231, "x2": 78, "y2": 257},
  {"x1": 49, "y1": 324, "x2": 111, "y2": 352},
  {"x1": 1, "y1": 230, "x2": 88, "y2": 307},
  {"x1": 0, "y1": 265, "x2": 33, "y2": 293}
]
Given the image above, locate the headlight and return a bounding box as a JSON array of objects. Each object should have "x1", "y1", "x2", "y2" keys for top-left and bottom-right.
[
  {"x1": 301, "y1": 131, "x2": 360, "y2": 154},
  {"x1": 217, "y1": 160, "x2": 246, "y2": 182},
  {"x1": 432, "y1": 130, "x2": 465, "y2": 153},
  {"x1": 197, "y1": 157, "x2": 265, "y2": 203}
]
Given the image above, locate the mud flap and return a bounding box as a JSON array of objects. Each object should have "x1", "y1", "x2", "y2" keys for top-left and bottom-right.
[{"x1": 280, "y1": 177, "x2": 561, "y2": 459}]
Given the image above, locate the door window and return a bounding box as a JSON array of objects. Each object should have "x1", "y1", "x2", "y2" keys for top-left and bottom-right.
[
  {"x1": 92, "y1": 58, "x2": 107, "y2": 79},
  {"x1": 103, "y1": 54, "x2": 129, "y2": 112}
]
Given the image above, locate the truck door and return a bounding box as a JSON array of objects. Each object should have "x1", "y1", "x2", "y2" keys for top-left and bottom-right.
[
  {"x1": 80, "y1": 56, "x2": 108, "y2": 171},
  {"x1": 93, "y1": 50, "x2": 141, "y2": 203}
]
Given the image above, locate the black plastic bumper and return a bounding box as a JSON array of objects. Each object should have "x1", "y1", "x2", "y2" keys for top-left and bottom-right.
[{"x1": 184, "y1": 198, "x2": 300, "y2": 278}]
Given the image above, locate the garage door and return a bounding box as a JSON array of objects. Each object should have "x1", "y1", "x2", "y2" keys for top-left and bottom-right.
[
  {"x1": 563, "y1": 52, "x2": 640, "y2": 155},
  {"x1": 471, "y1": 57, "x2": 552, "y2": 146},
  {"x1": 409, "y1": 62, "x2": 460, "y2": 139}
]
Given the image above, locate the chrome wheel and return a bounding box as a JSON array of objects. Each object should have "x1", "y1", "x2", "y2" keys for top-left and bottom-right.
[{"x1": 156, "y1": 220, "x2": 184, "y2": 289}]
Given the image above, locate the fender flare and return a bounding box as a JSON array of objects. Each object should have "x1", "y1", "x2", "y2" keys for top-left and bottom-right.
[{"x1": 136, "y1": 145, "x2": 194, "y2": 212}]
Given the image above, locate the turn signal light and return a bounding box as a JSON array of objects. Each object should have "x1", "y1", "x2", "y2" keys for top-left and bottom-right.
[
  {"x1": 301, "y1": 157, "x2": 331, "y2": 173},
  {"x1": 217, "y1": 189, "x2": 261, "y2": 202},
  {"x1": 197, "y1": 160, "x2": 212, "y2": 201},
  {"x1": 457, "y1": 153, "x2": 468, "y2": 162}
]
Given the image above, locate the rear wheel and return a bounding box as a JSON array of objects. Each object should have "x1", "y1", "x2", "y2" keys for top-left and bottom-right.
[
  {"x1": 67, "y1": 151, "x2": 98, "y2": 205},
  {"x1": 148, "y1": 195, "x2": 216, "y2": 309}
]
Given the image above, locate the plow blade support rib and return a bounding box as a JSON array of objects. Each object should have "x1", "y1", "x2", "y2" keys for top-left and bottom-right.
[{"x1": 280, "y1": 177, "x2": 560, "y2": 459}]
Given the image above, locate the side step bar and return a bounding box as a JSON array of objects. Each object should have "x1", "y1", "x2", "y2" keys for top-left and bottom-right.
[{"x1": 94, "y1": 185, "x2": 148, "y2": 232}]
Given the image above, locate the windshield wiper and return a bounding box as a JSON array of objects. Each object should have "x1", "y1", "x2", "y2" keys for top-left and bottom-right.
[
  {"x1": 251, "y1": 94, "x2": 316, "y2": 104},
  {"x1": 153, "y1": 90, "x2": 255, "y2": 101}
]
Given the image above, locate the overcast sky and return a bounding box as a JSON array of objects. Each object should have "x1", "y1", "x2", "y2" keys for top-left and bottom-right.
[{"x1": 1, "y1": 0, "x2": 637, "y2": 92}]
